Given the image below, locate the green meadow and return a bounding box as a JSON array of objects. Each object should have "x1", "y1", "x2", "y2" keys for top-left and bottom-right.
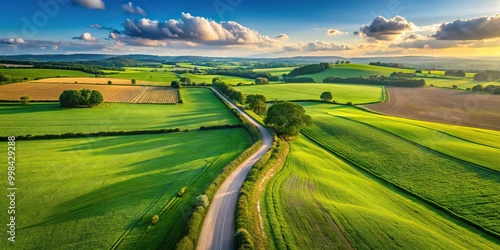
[
  {"x1": 0, "y1": 88, "x2": 239, "y2": 136},
  {"x1": 301, "y1": 103, "x2": 500, "y2": 235},
  {"x1": 180, "y1": 73, "x2": 254, "y2": 85},
  {"x1": 252, "y1": 67, "x2": 296, "y2": 76},
  {"x1": 300, "y1": 64, "x2": 416, "y2": 82},
  {"x1": 104, "y1": 68, "x2": 179, "y2": 84},
  {"x1": 0, "y1": 129, "x2": 252, "y2": 249},
  {"x1": 0, "y1": 68, "x2": 92, "y2": 80},
  {"x1": 263, "y1": 136, "x2": 500, "y2": 249},
  {"x1": 235, "y1": 83, "x2": 384, "y2": 104}
]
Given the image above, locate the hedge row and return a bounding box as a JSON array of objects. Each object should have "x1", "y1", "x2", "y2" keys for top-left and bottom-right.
[
  {"x1": 0, "y1": 128, "x2": 182, "y2": 141},
  {"x1": 236, "y1": 137, "x2": 288, "y2": 250},
  {"x1": 199, "y1": 124, "x2": 243, "y2": 130},
  {"x1": 323, "y1": 76, "x2": 426, "y2": 87}
]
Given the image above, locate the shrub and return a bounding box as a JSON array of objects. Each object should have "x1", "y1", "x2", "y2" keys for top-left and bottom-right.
[
  {"x1": 171, "y1": 80, "x2": 181, "y2": 88},
  {"x1": 176, "y1": 236, "x2": 194, "y2": 250},
  {"x1": 484, "y1": 85, "x2": 496, "y2": 93},
  {"x1": 107, "y1": 80, "x2": 112, "y2": 85},
  {"x1": 195, "y1": 195, "x2": 209, "y2": 208},
  {"x1": 494, "y1": 88, "x2": 500, "y2": 95},
  {"x1": 131, "y1": 79, "x2": 136, "y2": 85},
  {"x1": 255, "y1": 77, "x2": 269, "y2": 85},
  {"x1": 471, "y1": 84, "x2": 483, "y2": 92},
  {"x1": 452, "y1": 85, "x2": 458, "y2": 89},
  {"x1": 178, "y1": 187, "x2": 187, "y2": 197},
  {"x1": 20, "y1": 96, "x2": 30, "y2": 106},
  {"x1": 152, "y1": 215, "x2": 160, "y2": 225}
]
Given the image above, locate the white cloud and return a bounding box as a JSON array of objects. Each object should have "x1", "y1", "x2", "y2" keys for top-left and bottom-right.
[
  {"x1": 122, "y1": 2, "x2": 147, "y2": 16},
  {"x1": 72, "y1": 32, "x2": 97, "y2": 42},
  {"x1": 72, "y1": 0, "x2": 105, "y2": 10},
  {"x1": 284, "y1": 41, "x2": 352, "y2": 51},
  {"x1": 357, "y1": 15, "x2": 414, "y2": 40},
  {"x1": 433, "y1": 14, "x2": 500, "y2": 40},
  {"x1": 1, "y1": 38, "x2": 26, "y2": 44}
]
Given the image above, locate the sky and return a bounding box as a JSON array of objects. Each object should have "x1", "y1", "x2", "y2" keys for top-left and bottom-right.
[{"x1": 1, "y1": 0, "x2": 500, "y2": 58}]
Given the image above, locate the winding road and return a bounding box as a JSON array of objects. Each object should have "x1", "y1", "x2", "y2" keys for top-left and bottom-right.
[{"x1": 196, "y1": 88, "x2": 274, "y2": 250}]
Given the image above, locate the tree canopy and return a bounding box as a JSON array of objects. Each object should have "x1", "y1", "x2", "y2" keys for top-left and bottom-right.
[
  {"x1": 320, "y1": 92, "x2": 333, "y2": 102},
  {"x1": 246, "y1": 94, "x2": 267, "y2": 116},
  {"x1": 264, "y1": 102, "x2": 312, "y2": 138},
  {"x1": 59, "y1": 89, "x2": 103, "y2": 108}
]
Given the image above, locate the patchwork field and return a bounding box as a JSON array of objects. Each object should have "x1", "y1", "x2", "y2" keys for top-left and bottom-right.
[
  {"x1": 252, "y1": 67, "x2": 296, "y2": 76},
  {"x1": 0, "y1": 83, "x2": 179, "y2": 104},
  {"x1": 0, "y1": 88, "x2": 238, "y2": 136},
  {"x1": 299, "y1": 64, "x2": 416, "y2": 82},
  {"x1": 31, "y1": 77, "x2": 171, "y2": 86},
  {"x1": 366, "y1": 87, "x2": 500, "y2": 130},
  {"x1": 0, "y1": 129, "x2": 252, "y2": 249},
  {"x1": 235, "y1": 83, "x2": 384, "y2": 104},
  {"x1": 0, "y1": 68, "x2": 92, "y2": 80},
  {"x1": 263, "y1": 136, "x2": 500, "y2": 249},
  {"x1": 301, "y1": 104, "x2": 500, "y2": 235}
]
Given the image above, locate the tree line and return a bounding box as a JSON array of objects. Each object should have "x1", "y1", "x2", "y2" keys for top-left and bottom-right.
[
  {"x1": 323, "y1": 76, "x2": 426, "y2": 87},
  {"x1": 285, "y1": 63, "x2": 331, "y2": 78},
  {"x1": 444, "y1": 70, "x2": 466, "y2": 77},
  {"x1": 474, "y1": 70, "x2": 500, "y2": 81},
  {"x1": 211, "y1": 78, "x2": 245, "y2": 104}
]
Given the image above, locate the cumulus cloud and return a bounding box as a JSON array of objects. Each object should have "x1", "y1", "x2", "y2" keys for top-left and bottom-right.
[
  {"x1": 358, "y1": 15, "x2": 414, "y2": 40},
  {"x1": 122, "y1": 2, "x2": 147, "y2": 16},
  {"x1": 1, "y1": 38, "x2": 26, "y2": 44},
  {"x1": 326, "y1": 29, "x2": 344, "y2": 36},
  {"x1": 433, "y1": 14, "x2": 500, "y2": 40},
  {"x1": 283, "y1": 41, "x2": 351, "y2": 51},
  {"x1": 276, "y1": 34, "x2": 289, "y2": 40},
  {"x1": 109, "y1": 32, "x2": 167, "y2": 47},
  {"x1": 72, "y1": 32, "x2": 97, "y2": 42},
  {"x1": 120, "y1": 13, "x2": 280, "y2": 46},
  {"x1": 72, "y1": 0, "x2": 105, "y2": 10}
]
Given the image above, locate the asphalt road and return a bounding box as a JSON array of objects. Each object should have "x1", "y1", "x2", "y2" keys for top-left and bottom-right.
[{"x1": 196, "y1": 88, "x2": 274, "y2": 250}]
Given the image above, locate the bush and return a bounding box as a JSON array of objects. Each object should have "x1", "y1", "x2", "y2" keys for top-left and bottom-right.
[
  {"x1": 255, "y1": 77, "x2": 269, "y2": 85},
  {"x1": 171, "y1": 80, "x2": 181, "y2": 88},
  {"x1": 152, "y1": 215, "x2": 159, "y2": 225},
  {"x1": 131, "y1": 79, "x2": 136, "y2": 85},
  {"x1": 471, "y1": 84, "x2": 483, "y2": 92},
  {"x1": 20, "y1": 96, "x2": 30, "y2": 106},
  {"x1": 452, "y1": 85, "x2": 458, "y2": 89},
  {"x1": 494, "y1": 88, "x2": 500, "y2": 95},
  {"x1": 484, "y1": 85, "x2": 496, "y2": 93},
  {"x1": 195, "y1": 195, "x2": 209, "y2": 208},
  {"x1": 107, "y1": 80, "x2": 112, "y2": 85},
  {"x1": 176, "y1": 236, "x2": 194, "y2": 250},
  {"x1": 178, "y1": 187, "x2": 187, "y2": 197}
]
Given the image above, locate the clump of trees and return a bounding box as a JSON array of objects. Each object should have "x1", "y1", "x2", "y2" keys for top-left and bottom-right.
[
  {"x1": 196, "y1": 195, "x2": 210, "y2": 208},
  {"x1": 20, "y1": 96, "x2": 30, "y2": 106},
  {"x1": 264, "y1": 102, "x2": 312, "y2": 138},
  {"x1": 474, "y1": 70, "x2": 500, "y2": 81},
  {"x1": 284, "y1": 77, "x2": 315, "y2": 83},
  {"x1": 204, "y1": 68, "x2": 275, "y2": 81},
  {"x1": 212, "y1": 78, "x2": 245, "y2": 104},
  {"x1": 445, "y1": 70, "x2": 466, "y2": 77},
  {"x1": 471, "y1": 84, "x2": 483, "y2": 92},
  {"x1": 0, "y1": 73, "x2": 11, "y2": 82},
  {"x1": 369, "y1": 61, "x2": 403, "y2": 68},
  {"x1": 131, "y1": 79, "x2": 137, "y2": 85},
  {"x1": 255, "y1": 77, "x2": 269, "y2": 85},
  {"x1": 171, "y1": 80, "x2": 181, "y2": 88},
  {"x1": 320, "y1": 92, "x2": 333, "y2": 102},
  {"x1": 335, "y1": 60, "x2": 350, "y2": 64},
  {"x1": 59, "y1": 89, "x2": 104, "y2": 108},
  {"x1": 390, "y1": 72, "x2": 416, "y2": 78},
  {"x1": 285, "y1": 63, "x2": 331, "y2": 78},
  {"x1": 323, "y1": 76, "x2": 426, "y2": 87},
  {"x1": 246, "y1": 94, "x2": 267, "y2": 116}
]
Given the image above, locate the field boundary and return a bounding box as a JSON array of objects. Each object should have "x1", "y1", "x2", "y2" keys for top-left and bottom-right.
[{"x1": 301, "y1": 130, "x2": 500, "y2": 240}]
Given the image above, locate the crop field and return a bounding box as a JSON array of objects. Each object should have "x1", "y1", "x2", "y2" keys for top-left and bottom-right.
[
  {"x1": 0, "y1": 68, "x2": 92, "y2": 80},
  {"x1": 0, "y1": 88, "x2": 239, "y2": 136},
  {"x1": 300, "y1": 103, "x2": 500, "y2": 235},
  {"x1": 31, "y1": 77, "x2": 171, "y2": 86},
  {"x1": 104, "y1": 68, "x2": 179, "y2": 84},
  {"x1": 235, "y1": 83, "x2": 384, "y2": 104},
  {"x1": 0, "y1": 83, "x2": 179, "y2": 104},
  {"x1": 0, "y1": 129, "x2": 253, "y2": 249},
  {"x1": 366, "y1": 87, "x2": 500, "y2": 130},
  {"x1": 300, "y1": 64, "x2": 416, "y2": 82},
  {"x1": 263, "y1": 136, "x2": 500, "y2": 249}
]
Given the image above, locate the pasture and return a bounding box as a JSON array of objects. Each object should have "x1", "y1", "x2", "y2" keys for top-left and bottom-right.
[
  {"x1": 0, "y1": 88, "x2": 239, "y2": 136},
  {"x1": 0, "y1": 83, "x2": 179, "y2": 104},
  {"x1": 263, "y1": 136, "x2": 500, "y2": 249},
  {"x1": 252, "y1": 67, "x2": 296, "y2": 76},
  {"x1": 105, "y1": 68, "x2": 179, "y2": 84},
  {"x1": 366, "y1": 87, "x2": 500, "y2": 130},
  {"x1": 0, "y1": 68, "x2": 92, "y2": 80},
  {"x1": 299, "y1": 64, "x2": 416, "y2": 82},
  {"x1": 235, "y1": 83, "x2": 384, "y2": 104},
  {"x1": 180, "y1": 73, "x2": 254, "y2": 85},
  {"x1": 0, "y1": 129, "x2": 252, "y2": 249},
  {"x1": 31, "y1": 77, "x2": 171, "y2": 86},
  {"x1": 301, "y1": 103, "x2": 500, "y2": 235}
]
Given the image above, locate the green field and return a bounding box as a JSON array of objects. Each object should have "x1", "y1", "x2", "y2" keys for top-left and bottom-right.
[
  {"x1": 252, "y1": 67, "x2": 296, "y2": 76},
  {"x1": 0, "y1": 68, "x2": 92, "y2": 80},
  {"x1": 103, "y1": 68, "x2": 179, "y2": 84},
  {"x1": 180, "y1": 73, "x2": 255, "y2": 85},
  {"x1": 263, "y1": 136, "x2": 500, "y2": 249},
  {"x1": 235, "y1": 83, "x2": 384, "y2": 104},
  {"x1": 300, "y1": 64, "x2": 416, "y2": 82},
  {"x1": 0, "y1": 88, "x2": 239, "y2": 136},
  {"x1": 425, "y1": 77, "x2": 496, "y2": 88},
  {"x1": 301, "y1": 103, "x2": 500, "y2": 235},
  {"x1": 0, "y1": 129, "x2": 252, "y2": 249}
]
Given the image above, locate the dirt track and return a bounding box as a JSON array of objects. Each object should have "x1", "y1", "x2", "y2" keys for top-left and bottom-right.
[{"x1": 366, "y1": 87, "x2": 500, "y2": 131}]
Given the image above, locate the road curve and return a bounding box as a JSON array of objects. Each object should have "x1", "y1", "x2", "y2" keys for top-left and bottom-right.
[{"x1": 196, "y1": 88, "x2": 274, "y2": 250}]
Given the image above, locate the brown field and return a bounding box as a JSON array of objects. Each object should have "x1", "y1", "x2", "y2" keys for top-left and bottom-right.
[
  {"x1": 32, "y1": 77, "x2": 164, "y2": 86},
  {"x1": 0, "y1": 83, "x2": 178, "y2": 104},
  {"x1": 366, "y1": 87, "x2": 500, "y2": 130}
]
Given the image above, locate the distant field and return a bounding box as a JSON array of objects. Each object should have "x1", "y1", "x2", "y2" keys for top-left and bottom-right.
[
  {"x1": 425, "y1": 77, "x2": 497, "y2": 88},
  {"x1": 0, "y1": 83, "x2": 179, "y2": 104},
  {"x1": 0, "y1": 129, "x2": 252, "y2": 249},
  {"x1": 235, "y1": 83, "x2": 384, "y2": 104},
  {"x1": 300, "y1": 64, "x2": 416, "y2": 82},
  {"x1": 0, "y1": 68, "x2": 92, "y2": 80},
  {"x1": 31, "y1": 77, "x2": 170, "y2": 86},
  {"x1": 104, "y1": 68, "x2": 179, "y2": 84},
  {"x1": 366, "y1": 87, "x2": 500, "y2": 130},
  {"x1": 302, "y1": 104, "x2": 500, "y2": 235},
  {"x1": 180, "y1": 73, "x2": 254, "y2": 85},
  {"x1": 0, "y1": 88, "x2": 239, "y2": 136},
  {"x1": 252, "y1": 67, "x2": 296, "y2": 76},
  {"x1": 263, "y1": 136, "x2": 500, "y2": 249}
]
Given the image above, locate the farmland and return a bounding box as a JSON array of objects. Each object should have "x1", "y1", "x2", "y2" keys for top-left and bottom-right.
[
  {"x1": 235, "y1": 83, "x2": 384, "y2": 104},
  {"x1": 366, "y1": 87, "x2": 500, "y2": 130},
  {"x1": 263, "y1": 136, "x2": 500, "y2": 249},
  {"x1": 0, "y1": 68, "x2": 93, "y2": 80},
  {"x1": 0, "y1": 88, "x2": 239, "y2": 136},
  {"x1": 0, "y1": 129, "x2": 253, "y2": 249},
  {"x1": 31, "y1": 77, "x2": 171, "y2": 86},
  {"x1": 252, "y1": 67, "x2": 296, "y2": 76},
  {"x1": 299, "y1": 103, "x2": 500, "y2": 235},
  {"x1": 299, "y1": 64, "x2": 416, "y2": 82},
  {"x1": 0, "y1": 83, "x2": 179, "y2": 104}
]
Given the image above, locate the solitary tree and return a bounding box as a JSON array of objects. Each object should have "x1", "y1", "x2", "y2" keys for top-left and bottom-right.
[
  {"x1": 472, "y1": 84, "x2": 483, "y2": 92},
  {"x1": 59, "y1": 89, "x2": 103, "y2": 108},
  {"x1": 246, "y1": 94, "x2": 267, "y2": 116},
  {"x1": 180, "y1": 76, "x2": 191, "y2": 84},
  {"x1": 264, "y1": 102, "x2": 312, "y2": 138},
  {"x1": 171, "y1": 80, "x2": 181, "y2": 88},
  {"x1": 20, "y1": 96, "x2": 30, "y2": 106},
  {"x1": 0, "y1": 73, "x2": 11, "y2": 82},
  {"x1": 320, "y1": 91, "x2": 333, "y2": 102},
  {"x1": 107, "y1": 80, "x2": 112, "y2": 85},
  {"x1": 131, "y1": 79, "x2": 136, "y2": 85},
  {"x1": 255, "y1": 77, "x2": 269, "y2": 85}
]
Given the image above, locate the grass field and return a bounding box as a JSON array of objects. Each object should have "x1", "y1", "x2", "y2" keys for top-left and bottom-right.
[
  {"x1": 235, "y1": 83, "x2": 384, "y2": 104},
  {"x1": 103, "y1": 68, "x2": 179, "y2": 84},
  {"x1": 0, "y1": 88, "x2": 239, "y2": 136},
  {"x1": 301, "y1": 103, "x2": 500, "y2": 235},
  {"x1": 300, "y1": 64, "x2": 416, "y2": 82},
  {"x1": 180, "y1": 73, "x2": 255, "y2": 85},
  {"x1": 32, "y1": 77, "x2": 172, "y2": 86},
  {"x1": 425, "y1": 77, "x2": 496, "y2": 88},
  {"x1": 252, "y1": 67, "x2": 296, "y2": 76},
  {"x1": 0, "y1": 68, "x2": 92, "y2": 80},
  {"x1": 263, "y1": 136, "x2": 500, "y2": 249},
  {"x1": 0, "y1": 129, "x2": 252, "y2": 249}
]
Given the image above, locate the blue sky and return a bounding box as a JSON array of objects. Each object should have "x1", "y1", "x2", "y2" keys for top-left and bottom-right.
[{"x1": 1, "y1": 0, "x2": 500, "y2": 57}]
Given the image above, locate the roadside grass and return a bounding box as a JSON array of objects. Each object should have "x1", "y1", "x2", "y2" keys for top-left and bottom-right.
[
  {"x1": 301, "y1": 104, "x2": 500, "y2": 235},
  {"x1": 0, "y1": 88, "x2": 240, "y2": 136},
  {"x1": 0, "y1": 129, "x2": 252, "y2": 249},
  {"x1": 0, "y1": 68, "x2": 92, "y2": 80},
  {"x1": 263, "y1": 135, "x2": 500, "y2": 249},
  {"x1": 235, "y1": 83, "x2": 384, "y2": 104}
]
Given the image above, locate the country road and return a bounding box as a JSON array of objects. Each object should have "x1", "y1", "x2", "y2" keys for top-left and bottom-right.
[{"x1": 196, "y1": 88, "x2": 274, "y2": 250}]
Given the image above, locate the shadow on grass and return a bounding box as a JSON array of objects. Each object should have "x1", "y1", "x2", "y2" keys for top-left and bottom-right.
[{"x1": 0, "y1": 102, "x2": 65, "y2": 115}]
